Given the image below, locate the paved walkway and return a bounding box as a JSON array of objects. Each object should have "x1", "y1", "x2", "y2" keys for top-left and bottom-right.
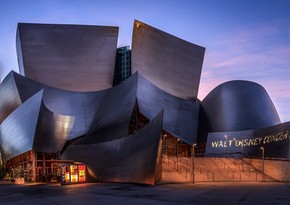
[{"x1": 0, "y1": 181, "x2": 290, "y2": 204}]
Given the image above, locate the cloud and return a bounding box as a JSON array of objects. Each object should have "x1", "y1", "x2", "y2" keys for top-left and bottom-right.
[{"x1": 198, "y1": 17, "x2": 290, "y2": 121}]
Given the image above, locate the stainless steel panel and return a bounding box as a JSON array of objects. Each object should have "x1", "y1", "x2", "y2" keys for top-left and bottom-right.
[
  {"x1": 132, "y1": 20, "x2": 205, "y2": 100},
  {"x1": 61, "y1": 110, "x2": 163, "y2": 185},
  {"x1": 33, "y1": 103, "x2": 75, "y2": 153},
  {"x1": 0, "y1": 72, "x2": 22, "y2": 124},
  {"x1": 17, "y1": 23, "x2": 118, "y2": 92},
  {"x1": 137, "y1": 73, "x2": 199, "y2": 145},
  {"x1": 0, "y1": 90, "x2": 43, "y2": 162},
  {"x1": 78, "y1": 72, "x2": 138, "y2": 143}
]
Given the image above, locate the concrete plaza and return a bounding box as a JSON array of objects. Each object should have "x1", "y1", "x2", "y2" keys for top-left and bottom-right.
[{"x1": 0, "y1": 181, "x2": 289, "y2": 205}]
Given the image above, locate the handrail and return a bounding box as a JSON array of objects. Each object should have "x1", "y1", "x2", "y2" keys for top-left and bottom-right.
[
  {"x1": 197, "y1": 164, "x2": 214, "y2": 181},
  {"x1": 162, "y1": 155, "x2": 287, "y2": 182},
  {"x1": 162, "y1": 155, "x2": 191, "y2": 181},
  {"x1": 205, "y1": 152, "x2": 290, "y2": 162},
  {"x1": 215, "y1": 158, "x2": 241, "y2": 181}
]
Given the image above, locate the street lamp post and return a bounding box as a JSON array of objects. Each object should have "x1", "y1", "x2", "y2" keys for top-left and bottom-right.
[
  {"x1": 260, "y1": 147, "x2": 265, "y2": 182},
  {"x1": 164, "y1": 134, "x2": 168, "y2": 156},
  {"x1": 0, "y1": 151, "x2": 2, "y2": 166},
  {"x1": 224, "y1": 135, "x2": 228, "y2": 157},
  {"x1": 192, "y1": 144, "x2": 196, "y2": 183},
  {"x1": 241, "y1": 141, "x2": 244, "y2": 171},
  {"x1": 176, "y1": 138, "x2": 180, "y2": 171}
]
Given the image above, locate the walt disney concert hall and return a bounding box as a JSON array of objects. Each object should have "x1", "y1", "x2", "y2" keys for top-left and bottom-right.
[{"x1": 0, "y1": 20, "x2": 289, "y2": 185}]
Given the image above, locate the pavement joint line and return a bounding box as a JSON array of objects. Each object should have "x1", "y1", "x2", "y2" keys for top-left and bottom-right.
[{"x1": 236, "y1": 184, "x2": 258, "y2": 205}]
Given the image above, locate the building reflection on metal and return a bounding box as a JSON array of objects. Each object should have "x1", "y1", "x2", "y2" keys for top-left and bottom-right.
[
  {"x1": 33, "y1": 104, "x2": 75, "y2": 153},
  {"x1": 137, "y1": 73, "x2": 199, "y2": 145},
  {"x1": 61, "y1": 110, "x2": 163, "y2": 185}
]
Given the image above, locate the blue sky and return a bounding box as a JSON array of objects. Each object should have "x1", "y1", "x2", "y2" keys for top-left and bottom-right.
[{"x1": 1, "y1": 0, "x2": 290, "y2": 121}]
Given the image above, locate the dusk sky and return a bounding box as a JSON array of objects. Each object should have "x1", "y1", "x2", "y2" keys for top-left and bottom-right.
[{"x1": 1, "y1": 0, "x2": 290, "y2": 121}]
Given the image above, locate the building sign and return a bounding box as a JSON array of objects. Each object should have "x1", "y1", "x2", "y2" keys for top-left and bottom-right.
[
  {"x1": 211, "y1": 131, "x2": 289, "y2": 148},
  {"x1": 205, "y1": 123, "x2": 290, "y2": 159}
]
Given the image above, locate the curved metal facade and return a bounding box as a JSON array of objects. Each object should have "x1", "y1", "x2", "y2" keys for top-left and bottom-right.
[
  {"x1": 132, "y1": 20, "x2": 205, "y2": 100},
  {"x1": 137, "y1": 73, "x2": 199, "y2": 145},
  {"x1": 61, "y1": 110, "x2": 163, "y2": 185},
  {"x1": 0, "y1": 89, "x2": 75, "y2": 161},
  {"x1": 199, "y1": 80, "x2": 281, "y2": 144},
  {"x1": 17, "y1": 23, "x2": 118, "y2": 92},
  {"x1": 0, "y1": 71, "x2": 138, "y2": 158},
  {"x1": 0, "y1": 69, "x2": 163, "y2": 184},
  {"x1": 33, "y1": 103, "x2": 75, "y2": 153},
  {"x1": 12, "y1": 71, "x2": 137, "y2": 141}
]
